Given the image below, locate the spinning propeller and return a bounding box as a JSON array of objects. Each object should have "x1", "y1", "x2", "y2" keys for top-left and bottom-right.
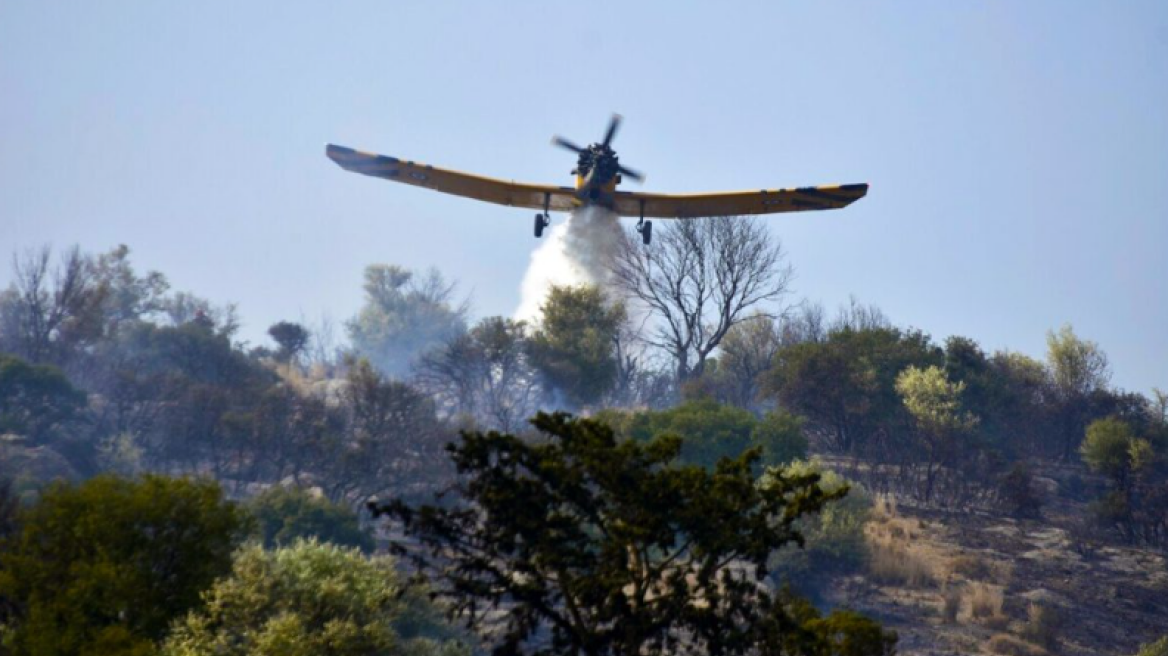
[{"x1": 551, "y1": 114, "x2": 645, "y2": 183}]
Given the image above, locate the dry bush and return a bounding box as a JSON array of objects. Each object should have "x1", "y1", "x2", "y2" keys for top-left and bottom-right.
[
  {"x1": 872, "y1": 494, "x2": 898, "y2": 522},
  {"x1": 865, "y1": 505, "x2": 935, "y2": 588},
  {"x1": 940, "y1": 584, "x2": 961, "y2": 624},
  {"x1": 988, "y1": 633, "x2": 1049, "y2": 656},
  {"x1": 1019, "y1": 602, "x2": 1061, "y2": 650},
  {"x1": 966, "y1": 582, "x2": 1008, "y2": 628},
  {"x1": 947, "y1": 553, "x2": 1013, "y2": 585},
  {"x1": 948, "y1": 553, "x2": 992, "y2": 580}
]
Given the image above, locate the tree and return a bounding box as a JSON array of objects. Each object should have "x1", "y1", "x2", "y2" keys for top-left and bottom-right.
[
  {"x1": 414, "y1": 317, "x2": 542, "y2": 432},
  {"x1": 371, "y1": 412, "x2": 893, "y2": 656},
  {"x1": 0, "y1": 354, "x2": 87, "y2": 447},
  {"x1": 347, "y1": 265, "x2": 467, "y2": 377},
  {"x1": 612, "y1": 215, "x2": 793, "y2": 382},
  {"x1": 1081, "y1": 417, "x2": 1140, "y2": 489},
  {"x1": 766, "y1": 326, "x2": 941, "y2": 455},
  {"x1": 706, "y1": 313, "x2": 782, "y2": 410},
  {"x1": 116, "y1": 320, "x2": 273, "y2": 477},
  {"x1": 1081, "y1": 416, "x2": 1167, "y2": 545},
  {"x1": 0, "y1": 475, "x2": 249, "y2": 656},
  {"x1": 161, "y1": 539, "x2": 467, "y2": 656},
  {"x1": 318, "y1": 359, "x2": 450, "y2": 504},
  {"x1": 604, "y1": 399, "x2": 807, "y2": 471},
  {"x1": 87, "y1": 244, "x2": 170, "y2": 337},
  {"x1": 267, "y1": 321, "x2": 310, "y2": 364},
  {"x1": 895, "y1": 365, "x2": 980, "y2": 504},
  {"x1": 986, "y1": 350, "x2": 1056, "y2": 458},
  {"x1": 1047, "y1": 324, "x2": 1112, "y2": 459},
  {"x1": 527, "y1": 285, "x2": 626, "y2": 407},
  {"x1": 247, "y1": 486, "x2": 375, "y2": 552},
  {"x1": 0, "y1": 246, "x2": 105, "y2": 367}
]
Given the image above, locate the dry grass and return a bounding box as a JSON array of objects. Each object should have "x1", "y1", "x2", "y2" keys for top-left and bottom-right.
[
  {"x1": 866, "y1": 526, "x2": 936, "y2": 587},
  {"x1": 940, "y1": 584, "x2": 961, "y2": 624},
  {"x1": 966, "y1": 582, "x2": 1008, "y2": 628},
  {"x1": 864, "y1": 495, "x2": 937, "y2": 588},
  {"x1": 987, "y1": 633, "x2": 1049, "y2": 656},
  {"x1": 1019, "y1": 602, "x2": 1061, "y2": 650},
  {"x1": 948, "y1": 553, "x2": 993, "y2": 580},
  {"x1": 946, "y1": 552, "x2": 1014, "y2": 586}
]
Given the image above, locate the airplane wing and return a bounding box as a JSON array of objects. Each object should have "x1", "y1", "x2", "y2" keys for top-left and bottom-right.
[
  {"x1": 610, "y1": 184, "x2": 868, "y2": 219},
  {"x1": 326, "y1": 144, "x2": 580, "y2": 212}
]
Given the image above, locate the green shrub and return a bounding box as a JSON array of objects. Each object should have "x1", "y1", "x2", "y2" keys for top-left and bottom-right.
[
  {"x1": 765, "y1": 459, "x2": 870, "y2": 590},
  {"x1": 606, "y1": 399, "x2": 807, "y2": 470},
  {"x1": 161, "y1": 539, "x2": 468, "y2": 656},
  {"x1": 247, "y1": 485, "x2": 374, "y2": 552},
  {"x1": 0, "y1": 474, "x2": 249, "y2": 656},
  {"x1": 1136, "y1": 636, "x2": 1168, "y2": 656},
  {"x1": 751, "y1": 411, "x2": 810, "y2": 466}
]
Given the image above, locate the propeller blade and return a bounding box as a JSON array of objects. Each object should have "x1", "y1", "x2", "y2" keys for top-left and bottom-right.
[
  {"x1": 551, "y1": 136, "x2": 585, "y2": 153},
  {"x1": 602, "y1": 114, "x2": 622, "y2": 148},
  {"x1": 618, "y1": 165, "x2": 645, "y2": 183}
]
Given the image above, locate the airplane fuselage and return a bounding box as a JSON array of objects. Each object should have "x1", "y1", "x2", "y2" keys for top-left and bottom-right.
[{"x1": 571, "y1": 144, "x2": 623, "y2": 209}]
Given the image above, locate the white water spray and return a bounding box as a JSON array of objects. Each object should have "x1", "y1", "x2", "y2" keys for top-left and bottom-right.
[{"x1": 514, "y1": 207, "x2": 625, "y2": 323}]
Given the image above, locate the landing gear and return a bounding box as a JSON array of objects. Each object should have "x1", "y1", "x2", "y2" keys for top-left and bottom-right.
[
  {"x1": 534, "y1": 192, "x2": 552, "y2": 238},
  {"x1": 636, "y1": 218, "x2": 653, "y2": 245},
  {"x1": 635, "y1": 199, "x2": 652, "y2": 245}
]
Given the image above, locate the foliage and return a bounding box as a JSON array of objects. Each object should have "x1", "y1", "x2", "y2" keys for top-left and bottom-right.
[
  {"x1": 372, "y1": 412, "x2": 892, "y2": 656},
  {"x1": 753, "y1": 410, "x2": 812, "y2": 468},
  {"x1": 0, "y1": 246, "x2": 106, "y2": 367},
  {"x1": 161, "y1": 539, "x2": 467, "y2": 656},
  {"x1": 765, "y1": 460, "x2": 871, "y2": 592},
  {"x1": 605, "y1": 399, "x2": 807, "y2": 470},
  {"x1": 895, "y1": 365, "x2": 978, "y2": 436},
  {"x1": 320, "y1": 358, "x2": 450, "y2": 504},
  {"x1": 1081, "y1": 417, "x2": 1139, "y2": 486},
  {"x1": 1047, "y1": 324, "x2": 1111, "y2": 399},
  {"x1": 247, "y1": 486, "x2": 374, "y2": 552},
  {"x1": 766, "y1": 326, "x2": 942, "y2": 455},
  {"x1": 110, "y1": 319, "x2": 274, "y2": 478},
  {"x1": 1135, "y1": 637, "x2": 1168, "y2": 656},
  {"x1": 267, "y1": 321, "x2": 310, "y2": 363},
  {"x1": 347, "y1": 264, "x2": 467, "y2": 377},
  {"x1": 527, "y1": 285, "x2": 625, "y2": 407},
  {"x1": 0, "y1": 475, "x2": 249, "y2": 656},
  {"x1": 0, "y1": 354, "x2": 87, "y2": 453},
  {"x1": 414, "y1": 317, "x2": 542, "y2": 432},
  {"x1": 1047, "y1": 324, "x2": 1112, "y2": 458},
  {"x1": 707, "y1": 313, "x2": 782, "y2": 410},
  {"x1": 764, "y1": 593, "x2": 897, "y2": 656},
  {"x1": 998, "y1": 461, "x2": 1043, "y2": 519},
  {"x1": 1081, "y1": 416, "x2": 1168, "y2": 545}
]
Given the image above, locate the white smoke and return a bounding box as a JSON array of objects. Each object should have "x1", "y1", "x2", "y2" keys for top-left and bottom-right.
[{"x1": 514, "y1": 206, "x2": 625, "y2": 323}]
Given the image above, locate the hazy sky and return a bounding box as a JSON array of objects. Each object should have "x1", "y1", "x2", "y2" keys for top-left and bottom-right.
[{"x1": 2, "y1": 1, "x2": 1165, "y2": 394}]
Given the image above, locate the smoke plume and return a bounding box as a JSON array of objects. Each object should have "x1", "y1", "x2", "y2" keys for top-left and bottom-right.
[{"x1": 514, "y1": 207, "x2": 624, "y2": 323}]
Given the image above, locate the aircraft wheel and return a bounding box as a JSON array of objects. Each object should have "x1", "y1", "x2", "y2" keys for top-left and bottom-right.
[
  {"x1": 641, "y1": 220, "x2": 653, "y2": 245},
  {"x1": 534, "y1": 213, "x2": 547, "y2": 238}
]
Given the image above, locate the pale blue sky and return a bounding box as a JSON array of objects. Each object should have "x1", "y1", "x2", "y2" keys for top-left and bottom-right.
[{"x1": 1, "y1": 1, "x2": 1165, "y2": 394}]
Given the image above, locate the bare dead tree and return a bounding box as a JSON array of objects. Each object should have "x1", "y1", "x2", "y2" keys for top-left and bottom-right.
[
  {"x1": 0, "y1": 246, "x2": 104, "y2": 365},
  {"x1": 612, "y1": 216, "x2": 793, "y2": 382}
]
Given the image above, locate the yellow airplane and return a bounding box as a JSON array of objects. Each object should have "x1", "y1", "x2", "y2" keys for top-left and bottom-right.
[{"x1": 325, "y1": 115, "x2": 867, "y2": 245}]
